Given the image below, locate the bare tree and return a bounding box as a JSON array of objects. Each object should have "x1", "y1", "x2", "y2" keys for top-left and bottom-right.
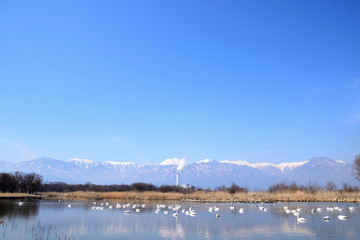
[
  {"x1": 325, "y1": 181, "x2": 337, "y2": 191},
  {"x1": 14, "y1": 171, "x2": 25, "y2": 192},
  {"x1": 0, "y1": 173, "x2": 16, "y2": 193},
  {"x1": 228, "y1": 182, "x2": 247, "y2": 194},
  {"x1": 24, "y1": 173, "x2": 43, "y2": 194},
  {"x1": 353, "y1": 154, "x2": 360, "y2": 181}
]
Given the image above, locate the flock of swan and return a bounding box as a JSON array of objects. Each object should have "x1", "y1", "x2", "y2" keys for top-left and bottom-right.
[
  {"x1": 281, "y1": 205, "x2": 353, "y2": 223},
  {"x1": 82, "y1": 201, "x2": 354, "y2": 223},
  {"x1": 73, "y1": 201, "x2": 355, "y2": 222},
  {"x1": 84, "y1": 202, "x2": 246, "y2": 218},
  {"x1": 18, "y1": 200, "x2": 356, "y2": 223}
]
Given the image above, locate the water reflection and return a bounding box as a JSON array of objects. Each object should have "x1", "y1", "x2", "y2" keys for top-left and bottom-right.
[
  {"x1": 0, "y1": 201, "x2": 360, "y2": 240},
  {"x1": 0, "y1": 200, "x2": 39, "y2": 219}
]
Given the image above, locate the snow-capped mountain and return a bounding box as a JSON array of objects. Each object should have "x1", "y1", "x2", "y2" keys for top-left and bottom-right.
[{"x1": 0, "y1": 157, "x2": 356, "y2": 190}]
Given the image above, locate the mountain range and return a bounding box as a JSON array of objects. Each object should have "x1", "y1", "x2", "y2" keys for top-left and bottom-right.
[{"x1": 0, "y1": 157, "x2": 357, "y2": 190}]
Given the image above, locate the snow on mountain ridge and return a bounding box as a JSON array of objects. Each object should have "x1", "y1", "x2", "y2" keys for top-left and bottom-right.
[
  {"x1": 105, "y1": 161, "x2": 135, "y2": 166},
  {"x1": 220, "y1": 160, "x2": 252, "y2": 166},
  {"x1": 69, "y1": 158, "x2": 96, "y2": 164},
  {"x1": 160, "y1": 158, "x2": 185, "y2": 166},
  {"x1": 276, "y1": 161, "x2": 308, "y2": 173},
  {"x1": 197, "y1": 159, "x2": 215, "y2": 164},
  {"x1": 68, "y1": 158, "x2": 98, "y2": 169},
  {"x1": 220, "y1": 160, "x2": 308, "y2": 173}
]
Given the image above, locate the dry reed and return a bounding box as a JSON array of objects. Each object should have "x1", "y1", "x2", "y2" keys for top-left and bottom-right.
[
  {"x1": 42, "y1": 190, "x2": 360, "y2": 203},
  {"x1": 0, "y1": 193, "x2": 42, "y2": 198}
]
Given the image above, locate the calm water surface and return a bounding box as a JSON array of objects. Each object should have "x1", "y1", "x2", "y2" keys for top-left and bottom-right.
[{"x1": 0, "y1": 200, "x2": 360, "y2": 239}]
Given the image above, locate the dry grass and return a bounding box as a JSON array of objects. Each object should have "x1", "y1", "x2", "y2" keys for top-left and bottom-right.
[
  {"x1": 0, "y1": 193, "x2": 42, "y2": 198},
  {"x1": 42, "y1": 190, "x2": 360, "y2": 203}
]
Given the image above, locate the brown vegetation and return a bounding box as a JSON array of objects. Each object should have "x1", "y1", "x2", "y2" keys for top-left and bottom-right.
[
  {"x1": 42, "y1": 190, "x2": 360, "y2": 203},
  {"x1": 0, "y1": 192, "x2": 42, "y2": 198}
]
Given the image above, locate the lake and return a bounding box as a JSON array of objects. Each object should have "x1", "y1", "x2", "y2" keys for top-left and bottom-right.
[{"x1": 0, "y1": 200, "x2": 359, "y2": 239}]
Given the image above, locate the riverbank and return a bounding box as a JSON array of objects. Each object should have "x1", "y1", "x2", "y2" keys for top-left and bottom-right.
[
  {"x1": 42, "y1": 190, "x2": 360, "y2": 203},
  {"x1": 0, "y1": 193, "x2": 43, "y2": 199}
]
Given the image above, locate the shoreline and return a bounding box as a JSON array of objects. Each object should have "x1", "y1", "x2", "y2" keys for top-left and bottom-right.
[
  {"x1": 1, "y1": 191, "x2": 359, "y2": 203},
  {"x1": 15, "y1": 190, "x2": 360, "y2": 203},
  {"x1": 0, "y1": 193, "x2": 43, "y2": 200}
]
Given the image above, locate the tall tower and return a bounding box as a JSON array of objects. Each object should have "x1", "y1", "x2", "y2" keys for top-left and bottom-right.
[{"x1": 176, "y1": 172, "x2": 179, "y2": 187}]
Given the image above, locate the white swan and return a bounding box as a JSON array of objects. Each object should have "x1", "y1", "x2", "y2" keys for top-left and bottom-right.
[
  {"x1": 338, "y1": 215, "x2": 348, "y2": 220},
  {"x1": 296, "y1": 215, "x2": 306, "y2": 223}
]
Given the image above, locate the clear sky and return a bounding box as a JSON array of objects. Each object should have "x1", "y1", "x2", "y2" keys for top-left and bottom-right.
[{"x1": 0, "y1": 0, "x2": 359, "y2": 164}]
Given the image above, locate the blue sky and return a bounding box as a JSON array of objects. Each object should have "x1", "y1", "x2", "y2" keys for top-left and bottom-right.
[{"x1": 0, "y1": 0, "x2": 359, "y2": 164}]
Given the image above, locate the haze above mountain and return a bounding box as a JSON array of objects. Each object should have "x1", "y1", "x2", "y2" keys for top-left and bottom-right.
[{"x1": 0, "y1": 157, "x2": 356, "y2": 190}]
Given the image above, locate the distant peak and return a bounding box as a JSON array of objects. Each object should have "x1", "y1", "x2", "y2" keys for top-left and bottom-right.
[
  {"x1": 38, "y1": 157, "x2": 53, "y2": 160},
  {"x1": 160, "y1": 158, "x2": 185, "y2": 166},
  {"x1": 219, "y1": 160, "x2": 250, "y2": 166},
  {"x1": 275, "y1": 161, "x2": 308, "y2": 173},
  {"x1": 69, "y1": 158, "x2": 96, "y2": 164},
  {"x1": 219, "y1": 159, "x2": 309, "y2": 174},
  {"x1": 105, "y1": 161, "x2": 135, "y2": 165},
  {"x1": 197, "y1": 159, "x2": 215, "y2": 164},
  {"x1": 28, "y1": 157, "x2": 62, "y2": 162},
  {"x1": 308, "y1": 157, "x2": 335, "y2": 164}
]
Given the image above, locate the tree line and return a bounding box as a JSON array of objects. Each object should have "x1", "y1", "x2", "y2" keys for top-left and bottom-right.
[
  {"x1": 268, "y1": 181, "x2": 359, "y2": 193},
  {"x1": 41, "y1": 181, "x2": 246, "y2": 194},
  {"x1": 0, "y1": 172, "x2": 43, "y2": 194},
  {"x1": 40, "y1": 181, "x2": 197, "y2": 193}
]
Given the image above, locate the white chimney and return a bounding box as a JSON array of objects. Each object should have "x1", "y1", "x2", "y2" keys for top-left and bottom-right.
[{"x1": 176, "y1": 172, "x2": 179, "y2": 187}]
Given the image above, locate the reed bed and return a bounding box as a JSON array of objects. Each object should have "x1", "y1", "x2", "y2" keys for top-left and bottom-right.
[
  {"x1": 42, "y1": 190, "x2": 360, "y2": 203},
  {"x1": 0, "y1": 193, "x2": 42, "y2": 198}
]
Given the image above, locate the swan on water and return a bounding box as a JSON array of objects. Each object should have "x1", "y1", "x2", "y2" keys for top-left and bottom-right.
[
  {"x1": 338, "y1": 215, "x2": 348, "y2": 220},
  {"x1": 296, "y1": 215, "x2": 306, "y2": 223}
]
